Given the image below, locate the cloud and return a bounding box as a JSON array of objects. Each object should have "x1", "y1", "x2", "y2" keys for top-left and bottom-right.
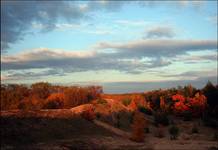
[
  {"x1": 115, "y1": 20, "x2": 148, "y2": 26},
  {"x1": 1, "y1": 1, "x2": 210, "y2": 52},
  {"x1": 1, "y1": 1, "x2": 128, "y2": 52},
  {"x1": 1, "y1": 46, "x2": 174, "y2": 78},
  {"x1": 2, "y1": 69, "x2": 65, "y2": 81},
  {"x1": 96, "y1": 39, "x2": 217, "y2": 58},
  {"x1": 1, "y1": 38, "x2": 217, "y2": 81},
  {"x1": 159, "y1": 70, "x2": 217, "y2": 80},
  {"x1": 173, "y1": 52, "x2": 217, "y2": 64},
  {"x1": 144, "y1": 26, "x2": 175, "y2": 39},
  {"x1": 207, "y1": 15, "x2": 218, "y2": 25},
  {"x1": 1, "y1": 1, "x2": 87, "y2": 52}
]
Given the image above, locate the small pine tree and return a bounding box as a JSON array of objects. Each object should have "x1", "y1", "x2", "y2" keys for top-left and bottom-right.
[
  {"x1": 191, "y1": 124, "x2": 199, "y2": 134},
  {"x1": 169, "y1": 125, "x2": 179, "y2": 140},
  {"x1": 130, "y1": 111, "x2": 146, "y2": 142}
]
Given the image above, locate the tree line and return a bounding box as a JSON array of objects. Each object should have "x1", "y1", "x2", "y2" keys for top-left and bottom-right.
[{"x1": 1, "y1": 82, "x2": 103, "y2": 110}]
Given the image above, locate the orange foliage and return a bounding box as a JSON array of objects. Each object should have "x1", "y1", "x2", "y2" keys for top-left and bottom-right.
[
  {"x1": 81, "y1": 107, "x2": 95, "y2": 121},
  {"x1": 1, "y1": 83, "x2": 102, "y2": 110},
  {"x1": 188, "y1": 92, "x2": 207, "y2": 116},
  {"x1": 130, "y1": 111, "x2": 146, "y2": 142},
  {"x1": 44, "y1": 93, "x2": 65, "y2": 109},
  {"x1": 129, "y1": 100, "x2": 138, "y2": 111}
]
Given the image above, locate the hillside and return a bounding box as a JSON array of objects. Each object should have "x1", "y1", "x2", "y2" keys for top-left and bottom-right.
[{"x1": 1, "y1": 97, "x2": 218, "y2": 150}]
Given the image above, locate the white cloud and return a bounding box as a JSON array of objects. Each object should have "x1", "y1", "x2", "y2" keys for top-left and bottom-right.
[{"x1": 115, "y1": 20, "x2": 149, "y2": 26}]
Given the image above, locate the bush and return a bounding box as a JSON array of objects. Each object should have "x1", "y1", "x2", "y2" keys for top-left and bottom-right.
[
  {"x1": 43, "y1": 93, "x2": 64, "y2": 109},
  {"x1": 122, "y1": 98, "x2": 131, "y2": 106},
  {"x1": 144, "y1": 127, "x2": 150, "y2": 133},
  {"x1": 213, "y1": 132, "x2": 218, "y2": 141},
  {"x1": 154, "y1": 125, "x2": 165, "y2": 138},
  {"x1": 208, "y1": 147, "x2": 218, "y2": 150},
  {"x1": 129, "y1": 112, "x2": 134, "y2": 124},
  {"x1": 115, "y1": 114, "x2": 120, "y2": 128},
  {"x1": 154, "y1": 112, "x2": 169, "y2": 126},
  {"x1": 169, "y1": 125, "x2": 179, "y2": 140},
  {"x1": 96, "y1": 112, "x2": 101, "y2": 119},
  {"x1": 138, "y1": 106, "x2": 152, "y2": 115},
  {"x1": 130, "y1": 111, "x2": 146, "y2": 142},
  {"x1": 81, "y1": 108, "x2": 95, "y2": 121},
  {"x1": 191, "y1": 125, "x2": 199, "y2": 134},
  {"x1": 202, "y1": 115, "x2": 218, "y2": 128},
  {"x1": 97, "y1": 99, "x2": 107, "y2": 105},
  {"x1": 182, "y1": 110, "x2": 192, "y2": 121}
]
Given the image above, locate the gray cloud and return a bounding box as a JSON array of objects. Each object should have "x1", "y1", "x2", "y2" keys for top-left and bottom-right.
[
  {"x1": 1, "y1": 1, "x2": 128, "y2": 52},
  {"x1": 1, "y1": 38, "x2": 217, "y2": 80},
  {"x1": 1, "y1": 1, "x2": 87, "y2": 52},
  {"x1": 1, "y1": 1, "x2": 209, "y2": 52},
  {"x1": 96, "y1": 39, "x2": 217, "y2": 58},
  {"x1": 2, "y1": 39, "x2": 217, "y2": 71},
  {"x1": 2, "y1": 69, "x2": 65, "y2": 81},
  {"x1": 173, "y1": 52, "x2": 218, "y2": 64},
  {"x1": 158, "y1": 70, "x2": 217, "y2": 80},
  {"x1": 1, "y1": 46, "x2": 173, "y2": 78},
  {"x1": 145, "y1": 26, "x2": 175, "y2": 39}
]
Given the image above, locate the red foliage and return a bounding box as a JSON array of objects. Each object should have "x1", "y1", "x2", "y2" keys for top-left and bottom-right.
[
  {"x1": 188, "y1": 93, "x2": 207, "y2": 116},
  {"x1": 172, "y1": 94, "x2": 185, "y2": 102},
  {"x1": 172, "y1": 93, "x2": 207, "y2": 116},
  {"x1": 130, "y1": 111, "x2": 146, "y2": 142}
]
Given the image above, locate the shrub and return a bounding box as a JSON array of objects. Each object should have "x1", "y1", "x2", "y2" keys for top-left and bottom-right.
[
  {"x1": 130, "y1": 111, "x2": 146, "y2": 142},
  {"x1": 144, "y1": 127, "x2": 150, "y2": 133},
  {"x1": 208, "y1": 147, "x2": 218, "y2": 150},
  {"x1": 97, "y1": 99, "x2": 107, "y2": 105},
  {"x1": 18, "y1": 96, "x2": 42, "y2": 110},
  {"x1": 129, "y1": 112, "x2": 134, "y2": 124},
  {"x1": 191, "y1": 125, "x2": 199, "y2": 134},
  {"x1": 43, "y1": 93, "x2": 64, "y2": 109},
  {"x1": 154, "y1": 112, "x2": 169, "y2": 126},
  {"x1": 154, "y1": 125, "x2": 165, "y2": 138},
  {"x1": 115, "y1": 114, "x2": 120, "y2": 128},
  {"x1": 138, "y1": 106, "x2": 152, "y2": 116},
  {"x1": 81, "y1": 108, "x2": 95, "y2": 121},
  {"x1": 182, "y1": 110, "x2": 192, "y2": 121},
  {"x1": 96, "y1": 112, "x2": 101, "y2": 119},
  {"x1": 169, "y1": 125, "x2": 179, "y2": 140},
  {"x1": 213, "y1": 132, "x2": 218, "y2": 141},
  {"x1": 122, "y1": 98, "x2": 131, "y2": 106},
  {"x1": 202, "y1": 115, "x2": 218, "y2": 128}
]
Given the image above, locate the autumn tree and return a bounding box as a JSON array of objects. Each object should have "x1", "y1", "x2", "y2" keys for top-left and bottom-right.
[
  {"x1": 202, "y1": 81, "x2": 218, "y2": 108},
  {"x1": 172, "y1": 92, "x2": 207, "y2": 117},
  {"x1": 189, "y1": 92, "x2": 207, "y2": 116},
  {"x1": 63, "y1": 87, "x2": 89, "y2": 108},
  {"x1": 43, "y1": 93, "x2": 65, "y2": 109},
  {"x1": 172, "y1": 94, "x2": 189, "y2": 114},
  {"x1": 1, "y1": 84, "x2": 30, "y2": 110},
  {"x1": 130, "y1": 111, "x2": 146, "y2": 142},
  {"x1": 81, "y1": 106, "x2": 95, "y2": 121},
  {"x1": 184, "y1": 84, "x2": 195, "y2": 97}
]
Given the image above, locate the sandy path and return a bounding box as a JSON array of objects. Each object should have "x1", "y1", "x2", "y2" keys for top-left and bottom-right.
[{"x1": 93, "y1": 120, "x2": 131, "y2": 138}]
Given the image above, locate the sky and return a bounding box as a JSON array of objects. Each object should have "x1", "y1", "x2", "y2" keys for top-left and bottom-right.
[{"x1": 1, "y1": 1, "x2": 217, "y2": 93}]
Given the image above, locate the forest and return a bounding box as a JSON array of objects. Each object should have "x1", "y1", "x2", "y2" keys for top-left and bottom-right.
[{"x1": 1, "y1": 81, "x2": 218, "y2": 120}]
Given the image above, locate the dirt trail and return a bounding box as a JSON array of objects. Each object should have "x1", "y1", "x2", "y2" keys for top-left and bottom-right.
[{"x1": 93, "y1": 120, "x2": 131, "y2": 138}]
